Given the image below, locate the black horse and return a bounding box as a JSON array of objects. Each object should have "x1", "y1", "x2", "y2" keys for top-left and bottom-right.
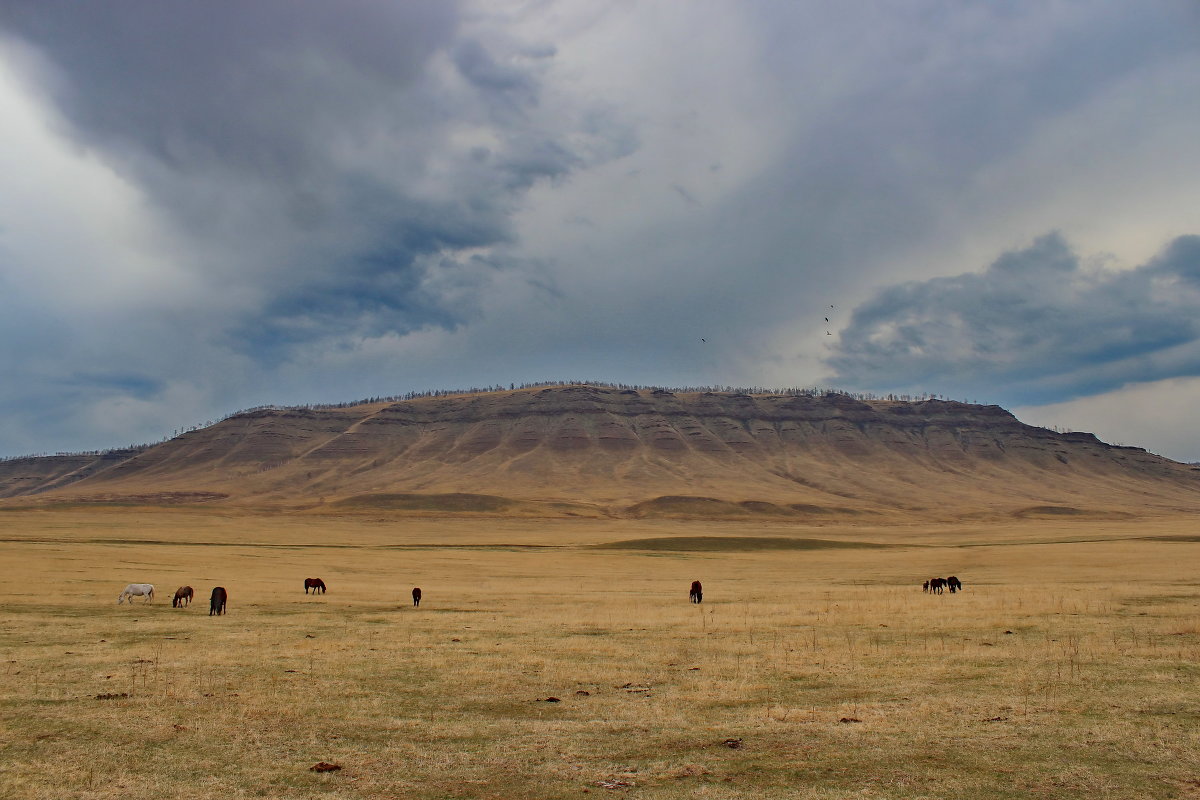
[
  {"x1": 689, "y1": 580, "x2": 703, "y2": 604},
  {"x1": 304, "y1": 577, "x2": 326, "y2": 595},
  {"x1": 929, "y1": 577, "x2": 945, "y2": 594},
  {"x1": 412, "y1": 587, "x2": 422, "y2": 607},
  {"x1": 947, "y1": 576, "x2": 962, "y2": 593},
  {"x1": 209, "y1": 586, "x2": 227, "y2": 616}
]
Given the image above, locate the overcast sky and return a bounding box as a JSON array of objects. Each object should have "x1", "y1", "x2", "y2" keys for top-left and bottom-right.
[{"x1": 2, "y1": 1, "x2": 1199, "y2": 461}]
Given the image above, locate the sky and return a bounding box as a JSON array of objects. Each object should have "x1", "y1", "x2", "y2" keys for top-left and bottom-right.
[{"x1": 2, "y1": 1, "x2": 1199, "y2": 461}]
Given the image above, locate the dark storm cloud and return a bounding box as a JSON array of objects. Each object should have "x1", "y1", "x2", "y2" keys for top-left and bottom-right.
[
  {"x1": 0, "y1": 1, "x2": 458, "y2": 178},
  {"x1": 0, "y1": 0, "x2": 623, "y2": 355},
  {"x1": 828, "y1": 234, "x2": 1200, "y2": 405}
]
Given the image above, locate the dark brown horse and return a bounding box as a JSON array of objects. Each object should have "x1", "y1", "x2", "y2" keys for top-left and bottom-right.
[
  {"x1": 209, "y1": 586, "x2": 227, "y2": 616},
  {"x1": 412, "y1": 587, "x2": 421, "y2": 607},
  {"x1": 172, "y1": 586, "x2": 193, "y2": 608},
  {"x1": 689, "y1": 580, "x2": 703, "y2": 604},
  {"x1": 947, "y1": 576, "x2": 962, "y2": 593},
  {"x1": 929, "y1": 577, "x2": 946, "y2": 594},
  {"x1": 304, "y1": 578, "x2": 326, "y2": 595}
]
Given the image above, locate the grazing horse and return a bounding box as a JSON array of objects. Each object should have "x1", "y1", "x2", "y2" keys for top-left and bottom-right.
[
  {"x1": 412, "y1": 587, "x2": 421, "y2": 607},
  {"x1": 929, "y1": 577, "x2": 945, "y2": 595},
  {"x1": 209, "y1": 586, "x2": 227, "y2": 616},
  {"x1": 947, "y1": 576, "x2": 962, "y2": 593},
  {"x1": 172, "y1": 586, "x2": 193, "y2": 608},
  {"x1": 117, "y1": 584, "x2": 154, "y2": 604},
  {"x1": 304, "y1": 578, "x2": 326, "y2": 595},
  {"x1": 689, "y1": 580, "x2": 703, "y2": 604}
]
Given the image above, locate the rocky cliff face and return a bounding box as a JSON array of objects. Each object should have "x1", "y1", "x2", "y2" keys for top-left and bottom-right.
[{"x1": 3, "y1": 385, "x2": 1197, "y2": 515}]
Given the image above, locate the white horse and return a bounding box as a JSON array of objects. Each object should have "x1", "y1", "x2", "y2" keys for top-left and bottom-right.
[{"x1": 117, "y1": 583, "x2": 155, "y2": 604}]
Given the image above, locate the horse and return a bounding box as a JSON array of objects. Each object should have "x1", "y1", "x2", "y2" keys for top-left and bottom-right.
[
  {"x1": 929, "y1": 577, "x2": 945, "y2": 595},
  {"x1": 172, "y1": 586, "x2": 193, "y2": 608},
  {"x1": 412, "y1": 587, "x2": 421, "y2": 607},
  {"x1": 304, "y1": 578, "x2": 326, "y2": 595},
  {"x1": 922, "y1": 580, "x2": 930, "y2": 593},
  {"x1": 209, "y1": 586, "x2": 227, "y2": 616},
  {"x1": 117, "y1": 584, "x2": 154, "y2": 604},
  {"x1": 947, "y1": 576, "x2": 962, "y2": 593},
  {"x1": 689, "y1": 580, "x2": 703, "y2": 604}
]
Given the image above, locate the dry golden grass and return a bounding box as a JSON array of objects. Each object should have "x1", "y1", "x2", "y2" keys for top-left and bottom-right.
[{"x1": 1, "y1": 508, "x2": 1199, "y2": 799}]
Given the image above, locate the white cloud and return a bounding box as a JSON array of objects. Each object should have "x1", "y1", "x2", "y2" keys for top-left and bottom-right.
[{"x1": 0, "y1": 53, "x2": 196, "y2": 312}]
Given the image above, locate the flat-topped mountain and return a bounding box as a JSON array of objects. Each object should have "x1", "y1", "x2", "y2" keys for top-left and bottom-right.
[{"x1": 2, "y1": 385, "x2": 1197, "y2": 517}]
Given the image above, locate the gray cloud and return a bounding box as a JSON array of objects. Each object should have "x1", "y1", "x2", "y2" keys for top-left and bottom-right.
[
  {"x1": 828, "y1": 233, "x2": 1200, "y2": 405},
  {"x1": 0, "y1": 0, "x2": 629, "y2": 351}
]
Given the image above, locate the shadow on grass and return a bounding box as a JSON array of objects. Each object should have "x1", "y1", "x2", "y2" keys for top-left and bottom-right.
[{"x1": 593, "y1": 536, "x2": 892, "y2": 552}]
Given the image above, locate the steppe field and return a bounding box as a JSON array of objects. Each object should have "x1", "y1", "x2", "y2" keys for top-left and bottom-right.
[{"x1": 1, "y1": 507, "x2": 1198, "y2": 799}]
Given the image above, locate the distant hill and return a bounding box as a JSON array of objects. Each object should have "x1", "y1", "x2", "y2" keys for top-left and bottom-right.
[{"x1": 2, "y1": 385, "x2": 1198, "y2": 518}]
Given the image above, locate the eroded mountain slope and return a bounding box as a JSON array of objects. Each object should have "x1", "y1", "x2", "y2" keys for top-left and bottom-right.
[{"x1": 4, "y1": 385, "x2": 1197, "y2": 517}]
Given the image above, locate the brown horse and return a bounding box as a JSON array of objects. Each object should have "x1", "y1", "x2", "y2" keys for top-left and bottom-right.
[
  {"x1": 689, "y1": 580, "x2": 703, "y2": 604},
  {"x1": 412, "y1": 587, "x2": 421, "y2": 607},
  {"x1": 929, "y1": 577, "x2": 945, "y2": 594},
  {"x1": 304, "y1": 578, "x2": 326, "y2": 595},
  {"x1": 947, "y1": 576, "x2": 962, "y2": 593},
  {"x1": 209, "y1": 586, "x2": 227, "y2": 616},
  {"x1": 172, "y1": 586, "x2": 193, "y2": 607}
]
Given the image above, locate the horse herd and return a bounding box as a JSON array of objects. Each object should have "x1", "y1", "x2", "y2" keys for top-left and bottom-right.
[
  {"x1": 118, "y1": 576, "x2": 957, "y2": 614},
  {"x1": 116, "y1": 583, "x2": 226, "y2": 614},
  {"x1": 923, "y1": 576, "x2": 963, "y2": 594},
  {"x1": 117, "y1": 579, "x2": 425, "y2": 614}
]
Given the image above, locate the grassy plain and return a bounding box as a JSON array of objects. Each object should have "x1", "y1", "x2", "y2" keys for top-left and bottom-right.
[{"x1": 0, "y1": 507, "x2": 1198, "y2": 799}]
